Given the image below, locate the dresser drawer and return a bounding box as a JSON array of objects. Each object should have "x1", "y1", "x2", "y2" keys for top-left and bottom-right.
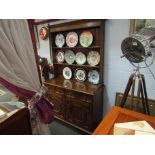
[
  {"x1": 48, "y1": 86, "x2": 64, "y2": 96},
  {"x1": 66, "y1": 90, "x2": 93, "y2": 103}
]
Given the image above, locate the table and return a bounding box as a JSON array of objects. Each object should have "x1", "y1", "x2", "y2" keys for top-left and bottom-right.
[{"x1": 93, "y1": 106, "x2": 155, "y2": 135}]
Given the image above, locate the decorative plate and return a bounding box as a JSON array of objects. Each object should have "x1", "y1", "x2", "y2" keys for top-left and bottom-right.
[
  {"x1": 80, "y1": 31, "x2": 93, "y2": 47},
  {"x1": 87, "y1": 51, "x2": 100, "y2": 66},
  {"x1": 74, "y1": 69, "x2": 86, "y2": 82},
  {"x1": 65, "y1": 50, "x2": 75, "y2": 64},
  {"x1": 55, "y1": 50, "x2": 65, "y2": 63},
  {"x1": 55, "y1": 33, "x2": 65, "y2": 48},
  {"x1": 88, "y1": 70, "x2": 99, "y2": 84},
  {"x1": 66, "y1": 32, "x2": 78, "y2": 47},
  {"x1": 63, "y1": 67, "x2": 72, "y2": 80},
  {"x1": 75, "y1": 52, "x2": 86, "y2": 65},
  {"x1": 39, "y1": 27, "x2": 48, "y2": 40}
]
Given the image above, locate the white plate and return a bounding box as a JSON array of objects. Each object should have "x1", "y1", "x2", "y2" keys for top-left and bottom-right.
[
  {"x1": 75, "y1": 52, "x2": 86, "y2": 65},
  {"x1": 88, "y1": 70, "x2": 99, "y2": 84},
  {"x1": 66, "y1": 32, "x2": 78, "y2": 47},
  {"x1": 87, "y1": 51, "x2": 100, "y2": 66},
  {"x1": 55, "y1": 33, "x2": 65, "y2": 48},
  {"x1": 80, "y1": 31, "x2": 93, "y2": 47},
  {"x1": 56, "y1": 51, "x2": 65, "y2": 63},
  {"x1": 63, "y1": 67, "x2": 72, "y2": 80},
  {"x1": 74, "y1": 69, "x2": 86, "y2": 82},
  {"x1": 65, "y1": 50, "x2": 75, "y2": 64}
]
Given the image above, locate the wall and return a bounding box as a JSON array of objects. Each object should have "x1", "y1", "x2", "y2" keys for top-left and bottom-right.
[{"x1": 36, "y1": 19, "x2": 155, "y2": 115}]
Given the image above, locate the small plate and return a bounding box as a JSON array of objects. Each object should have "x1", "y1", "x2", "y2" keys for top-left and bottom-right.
[
  {"x1": 87, "y1": 51, "x2": 100, "y2": 66},
  {"x1": 65, "y1": 50, "x2": 75, "y2": 64},
  {"x1": 66, "y1": 32, "x2": 78, "y2": 47},
  {"x1": 75, "y1": 52, "x2": 86, "y2": 65},
  {"x1": 56, "y1": 50, "x2": 65, "y2": 63},
  {"x1": 63, "y1": 67, "x2": 72, "y2": 80},
  {"x1": 74, "y1": 69, "x2": 86, "y2": 82},
  {"x1": 80, "y1": 31, "x2": 93, "y2": 47},
  {"x1": 55, "y1": 33, "x2": 65, "y2": 48},
  {"x1": 88, "y1": 70, "x2": 99, "y2": 84}
]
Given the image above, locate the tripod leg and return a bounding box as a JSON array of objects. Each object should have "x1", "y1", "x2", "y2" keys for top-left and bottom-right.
[
  {"x1": 141, "y1": 75, "x2": 150, "y2": 115},
  {"x1": 136, "y1": 80, "x2": 141, "y2": 112},
  {"x1": 120, "y1": 74, "x2": 133, "y2": 107},
  {"x1": 131, "y1": 77, "x2": 135, "y2": 109},
  {"x1": 139, "y1": 78, "x2": 147, "y2": 114}
]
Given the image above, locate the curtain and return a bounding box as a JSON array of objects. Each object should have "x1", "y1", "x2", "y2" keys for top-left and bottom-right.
[{"x1": 0, "y1": 19, "x2": 53, "y2": 134}]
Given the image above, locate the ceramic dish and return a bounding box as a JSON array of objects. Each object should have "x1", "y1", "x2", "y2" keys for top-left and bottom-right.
[
  {"x1": 66, "y1": 32, "x2": 78, "y2": 47},
  {"x1": 88, "y1": 70, "x2": 99, "y2": 84},
  {"x1": 55, "y1": 33, "x2": 65, "y2": 48},
  {"x1": 74, "y1": 69, "x2": 86, "y2": 82},
  {"x1": 87, "y1": 51, "x2": 100, "y2": 66},
  {"x1": 63, "y1": 67, "x2": 72, "y2": 80},
  {"x1": 80, "y1": 31, "x2": 93, "y2": 47},
  {"x1": 75, "y1": 52, "x2": 86, "y2": 65},
  {"x1": 55, "y1": 50, "x2": 65, "y2": 63},
  {"x1": 65, "y1": 50, "x2": 75, "y2": 64}
]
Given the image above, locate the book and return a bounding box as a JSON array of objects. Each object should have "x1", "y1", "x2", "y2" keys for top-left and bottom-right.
[{"x1": 113, "y1": 120, "x2": 155, "y2": 135}]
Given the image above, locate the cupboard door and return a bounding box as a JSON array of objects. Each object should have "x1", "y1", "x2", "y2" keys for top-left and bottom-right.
[
  {"x1": 48, "y1": 87, "x2": 65, "y2": 119},
  {"x1": 65, "y1": 98, "x2": 92, "y2": 130}
]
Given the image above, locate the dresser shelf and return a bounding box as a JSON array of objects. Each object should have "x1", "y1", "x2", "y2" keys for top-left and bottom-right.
[
  {"x1": 53, "y1": 62, "x2": 100, "y2": 69},
  {"x1": 52, "y1": 46, "x2": 101, "y2": 49}
]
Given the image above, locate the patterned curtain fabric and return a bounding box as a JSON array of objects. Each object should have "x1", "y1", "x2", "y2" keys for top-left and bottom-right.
[{"x1": 0, "y1": 19, "x2": 53, "y2": 134}]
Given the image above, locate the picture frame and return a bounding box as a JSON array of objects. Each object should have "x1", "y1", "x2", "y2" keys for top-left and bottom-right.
[{"x1": 129, "y1": 19, "x2": 155, "y2": 36}]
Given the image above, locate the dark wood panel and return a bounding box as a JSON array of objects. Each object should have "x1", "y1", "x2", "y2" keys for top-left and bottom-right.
[
  {"x1": 49, "y1": 20, "x2": 104, "y2": 32},
  {"x1": 0, "y1": 108, "x2": 32, "y2": 135},
  {"x1": 65, "y1": 98, "x2": 92, "y2": 130}
]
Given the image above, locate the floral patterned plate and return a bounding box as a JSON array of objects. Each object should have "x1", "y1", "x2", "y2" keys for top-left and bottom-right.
[
  {"x1": 63, "y1": 67, "x2": 72, "y2": 80},
  {"x1": 87, "y1": 51, "x2": 100, "y2": 66},
  {"x1": 66, "y1": 32, "x2": 78, "y2": 47},
  {"x1": 55, "y1": 50, "x2": 65, "y2": 63},
  {"x1": 88, "y1": 70, "x2": 99, "y2": 84},
  {"x1": 75, "y1": 52, "x2": 86, "y2": 65},
  {"x1": 74, "y1": 69, "x2": 86, "y2": 82},
  {"x1": 65, "y1": 50, "x2": 75, "y2": 64},
  {"x1": 80, "y1": 31, "x2": 93, "y2": 47},
  {"x1": 55, "y1": 33, "x2": 65, "y2": 48}
]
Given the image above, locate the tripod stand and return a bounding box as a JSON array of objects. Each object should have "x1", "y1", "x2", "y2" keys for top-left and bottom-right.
[{"x1": 120, "y1": 68, "x2": 150, "y2": 115}]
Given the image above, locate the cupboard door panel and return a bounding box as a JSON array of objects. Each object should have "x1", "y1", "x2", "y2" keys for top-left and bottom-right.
[
  {"x1": 48, "y1": 92, "x2": 65, "y2": 119},
  {"x1": 65, "y1": 98, "x2": 92, "y2": 130}
]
